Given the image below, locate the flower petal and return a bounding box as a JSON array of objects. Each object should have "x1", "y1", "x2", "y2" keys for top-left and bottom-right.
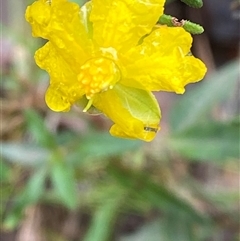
[
  {"x1": 92, "y1": 83, "x2": 161, "y2": 141},
  {"x1": 90, "y1": 0, "x2": 165, "y2": 52},
  {"x1": 122, "y1": 26, "x2": 207, "y2": 93},
  {"x1": 25, "y1": 0, "x2": 94, "y2": 65},
  {"x1": 35, "y1": 42, "x2": 85, "y2": 111}
]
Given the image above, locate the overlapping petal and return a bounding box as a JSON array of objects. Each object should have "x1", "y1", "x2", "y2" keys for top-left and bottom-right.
[
  {"x1": 25, "y1": 0, "x2": 94, "y2": 65},
  {"x1": 26, "y1": 0, "x2": 97, "y2": 111},
  {"x1": 92, "y1": 84, "x2": 161, "y2": 141},
  {"x1": 35, "y1": 42, "x2": 85, "y2": 111},
  {"x1": 90, "y1": 0, "x2": 165, "y2": 52},
  {"x1": 122, "y1": 26, "x2": 207, "y2": 93}
]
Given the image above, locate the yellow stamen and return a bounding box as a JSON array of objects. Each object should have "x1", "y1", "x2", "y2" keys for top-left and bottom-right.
[{"x1": 78, "y1": 57, "x2": 120, "y2": 99}]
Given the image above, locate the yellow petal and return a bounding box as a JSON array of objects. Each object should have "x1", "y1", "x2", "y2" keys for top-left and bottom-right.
[
  {"x1": 26, "y1": 0, "x2": 94, "y2": 65},
  {"x1": 90, "y1": 0, "x2": 165, "y2": 52},
  {"x1": 45, "y1": 83, "x2": 74, "y2": 112},
  {"x1": 93, "y1": 84, "x2": 161, "y2": 141},
  {"x1": 122, "y1": 26, "x2": 207, "y2": 93},
  {"x1": 35, "y1": 42, "x2": 85, "y2": 111},
  {"x1": 25, "y1": 0, "x2": 51, "y2": 38}
]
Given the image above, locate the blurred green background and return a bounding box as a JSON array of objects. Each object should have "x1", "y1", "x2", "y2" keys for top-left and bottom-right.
[{"x1": 0, "y1": 0, "x2": 239, "y2": 241}]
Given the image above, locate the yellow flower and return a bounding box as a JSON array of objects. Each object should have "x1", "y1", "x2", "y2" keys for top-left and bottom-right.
[{"x1": 25, "y1": 0, "x2": 207, "y2": 142}]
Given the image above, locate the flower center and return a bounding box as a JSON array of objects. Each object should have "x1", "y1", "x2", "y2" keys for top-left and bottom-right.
[{"x1": 78, "y1": 57, "x2": 120, "y2": 99}]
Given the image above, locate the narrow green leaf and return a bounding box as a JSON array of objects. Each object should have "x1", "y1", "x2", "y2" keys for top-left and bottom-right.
[
  {"x1": 3, "y1": 167, "x2": 47, "y2": 229},
  {"x1": 24, "y1": 109, "x2": 56, "y2": 149},
  {"x1": 163, "y1": 210, "x2": 202, "y2": 241},
  {"x1": 108, "y1": 164, "x2": 207, "y2": 223},
  {"x1": 180, "y1": 0, "x2": 203, "y2": 8},
  {"x1": 3, "y1": 194, "x2": 29, "y2": 229},
  {"x1": 0, "y1": 143, "x2": 49, "y2": 166},
  {"x1": 70, "y1": 131, "x2": 141, "y2": 164},
  {"x1": 51, "y1": 160, "x2": 78, "y2": 209},
  {"x1": 158, "y1": 14, "x2": 204, "y2": 34},
  {"x1": 4, "y1": 212, "x2": 23, "y2": 230},
  {"x1": 158, "y1": 14, "x2": 174, "y2": 26},
  {"x1": 183, "y1": 20, "x2": 204, "y2": 34},
  {"x1": 24, "y1": 166, "x2": 48, "y2": 203},
  {"x1": 120, "y1": 220, "x2": 162, "y2": 241},
  {"x1": 169, "y1": 60, "x2": 239, "y2": 132},
  {"x1": 169, "y1": 121, "x2": 240, "y2": 162},
  {"x1": 83, "y1": 198, "x2": 121, "y2": 241},
  {"x1": 0, "y1": 160, "x2": 10, "y2": 181},
  {"x1": 120, "y1": 217, "x2": 211, "y2": 241}
]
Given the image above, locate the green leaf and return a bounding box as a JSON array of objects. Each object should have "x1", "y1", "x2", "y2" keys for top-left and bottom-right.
[
  {"x1": 162, "y1": 209, "x2": 211, "y2": 241},
  {"x1": 108, "y1": 164, "x2": 207, "y2": 224},
  {"x1": 24, "y1": 166, "x2": 48, "y2": 203},
  {"x1": 158, "y1": 14, "x2": 204, "y2": 34},
  {"x1": 51, "y1": 160, "x2": 78, "y2": 209},
  {"x1": 0, "y1": 160, "x2": 10, "y2": 181},
  {"x1": 169, "y1": 60, "x2": 239, "y2": 133},
  {"x1": 83, "y1": 195, "x2": 122, "y2": 241},
  {"x1": 120, "y1": 220, "x2": 162, "y2": 241},
  {"x1": 4, "y1": 212, "x2": 23, "y2": 230},
  {"x1": 24, "y1": 109, "x2": 56, "y2": 149},
  {"x1": 3, "y1": 167, "x2": 47, "y2": 229},
  {"x1": 180, "y1": 0, "x2": 203, "y2": 8},
  {"x1": 183, "y1": 20, "x2": 204, "y2": 35},
  {"x1": 0, "y1": 143, "x2": 49, "y2": 166},
  {"x1": 70, "y1": 131, "x2": 141, "y2": 164},
  {"x1": 169, "y1": 121, "x2": 240, "y2": 162},
  {"x1": 120, "y1": 217, "x2": 211, "y2": 241}
]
